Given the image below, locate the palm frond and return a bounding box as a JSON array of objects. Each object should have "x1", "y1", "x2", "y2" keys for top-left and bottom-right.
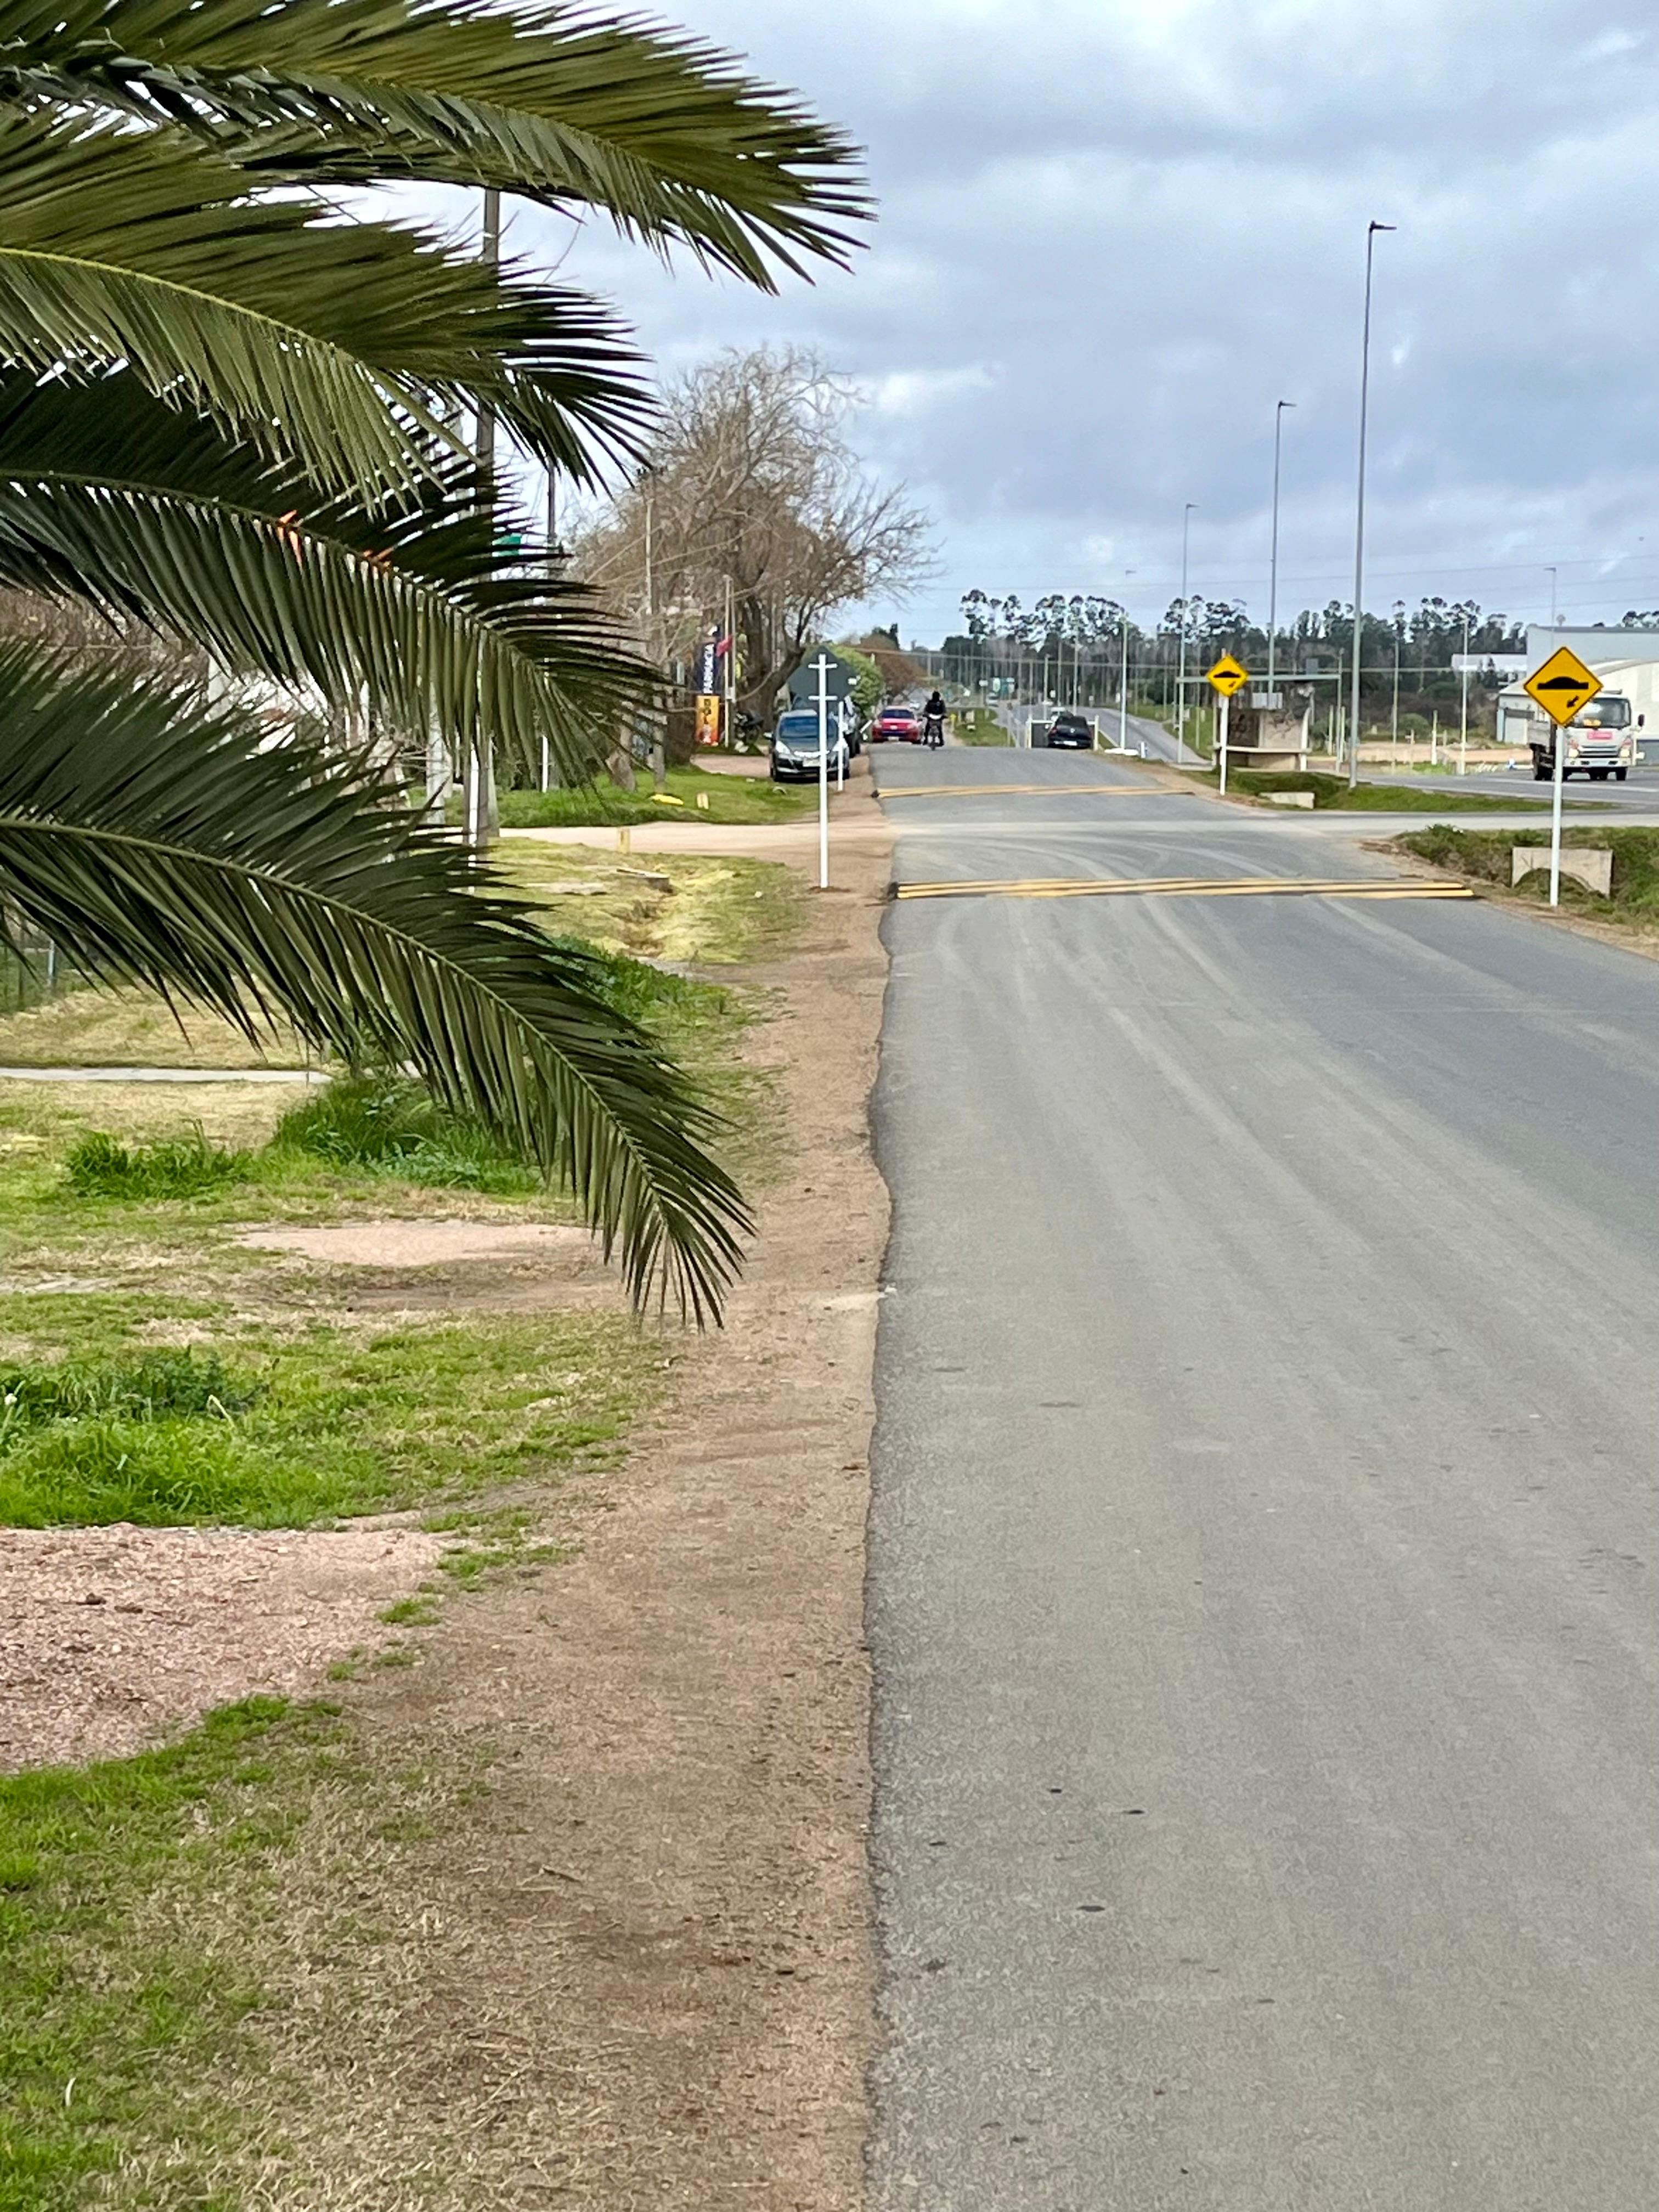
[
  {"x1": 0, "y1": 370, "x2": 651, "y2": 777},
  {"x1": 0, "y1": 109, "x2": 653, "y2": 492},
  {"x1": 0, "y1": 638, "x2": 748, "y2": 1316},
  {"x1": 0, "y1": 0, "x2": 870, "y2": 287}
]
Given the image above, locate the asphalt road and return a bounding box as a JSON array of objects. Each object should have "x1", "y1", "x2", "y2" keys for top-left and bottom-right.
[
  {"x1": 866, "y1": 748, "x2": 1659, "y2": 2209},
  {"x1": 1361, "y1": 761, "x2": 1659, "y2": 814},
  {"x1": 960, "y1": 702, "x2": 1201, "y2": 765}
]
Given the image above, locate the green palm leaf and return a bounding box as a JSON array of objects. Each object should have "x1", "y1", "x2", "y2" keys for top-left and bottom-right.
[
  {"x1": 0, "y1": 109, "x2": 653, "y2": 493},
  {"x1": 0, "y1": 638, "x2": 749, "y2": 1316},
  {"x1": 0, "y1": 0, "x2": 868, "y2": 287},
  {"x1": 0, "y1": 369, "x2": 648, "y2": 777}
]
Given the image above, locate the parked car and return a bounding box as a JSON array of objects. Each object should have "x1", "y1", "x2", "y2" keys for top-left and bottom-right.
[
  {"x1": 1044, "y1": 712, "x2": 1094, "y2": 751},
  {"x1": 872, "y1": 704, "x2": 921, "y2": 743},
  {"x1": 770, "y1": 710, "x2": 850, "y2": 782}
]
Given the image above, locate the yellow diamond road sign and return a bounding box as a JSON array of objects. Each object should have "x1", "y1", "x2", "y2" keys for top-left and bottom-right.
[
  {"x1": 1206, "y1": 653, "x2": 1249, "y2": 697},
  {"x1": 1524, "y1": 645, "x2": 1599, "y2": 729}
]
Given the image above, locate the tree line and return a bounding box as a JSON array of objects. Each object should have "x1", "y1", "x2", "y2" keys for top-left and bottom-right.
[{"x1": 948, "y1": 590, "x2": 1534, "y2": 715}]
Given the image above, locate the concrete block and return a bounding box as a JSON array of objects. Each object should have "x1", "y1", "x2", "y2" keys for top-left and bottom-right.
[
  {"x1": 1265, "y1": 791, "x2": 1316, "y2": 809},
  {"x1": 1511, "y1": 847, "x2": 1611, "y2": 895}
]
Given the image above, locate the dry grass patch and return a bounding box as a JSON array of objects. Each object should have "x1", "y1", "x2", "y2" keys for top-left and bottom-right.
[{"x1": 0, "y1": 985, "x2": 309, "y2": 1070}]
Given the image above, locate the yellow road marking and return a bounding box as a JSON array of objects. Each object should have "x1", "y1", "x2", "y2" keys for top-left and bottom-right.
[
  {"x1": 893, "y1": 876, "x2": 1476, "y2": 902},
  {"x1": 876, "y1": 783, "x2": 1176, "y2": 799}
]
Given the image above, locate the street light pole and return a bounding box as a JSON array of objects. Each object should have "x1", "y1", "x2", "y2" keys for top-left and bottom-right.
[
  {"x1": 1177, "y1": 501, "x2": 1195, "y2": 758},
  {"x1": 1547, "y1": 566, "x2": 1559, "y2": 631},
  {"x1": 1348, "y1": 219, "x2": 1395, "y2": 788},
  {"x1": 1267, "y1": 401, "x2": 1294, "y2": 715}
]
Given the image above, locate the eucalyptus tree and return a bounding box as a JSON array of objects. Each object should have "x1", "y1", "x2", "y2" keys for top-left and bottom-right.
[{"x1": 0, "y1": 0, "x2": 867, "y2": 1316}]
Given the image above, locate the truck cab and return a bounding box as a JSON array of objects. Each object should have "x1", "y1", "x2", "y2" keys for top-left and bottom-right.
[{"x1": 1529, "y1": 692, "x2": 1639, "y2": 782}]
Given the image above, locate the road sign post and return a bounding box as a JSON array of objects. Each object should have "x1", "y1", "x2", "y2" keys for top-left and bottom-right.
[
  {"x1": 1205, "y1": 654, "x2": 1250, "y2": 793},
  {"x1": 1523, "y1": 646, "x2": 1599, "y2": 907}
]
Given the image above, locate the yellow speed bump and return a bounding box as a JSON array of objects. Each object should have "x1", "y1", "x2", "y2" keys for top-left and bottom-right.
[{"x1": 893, "y1": 876, "x2": 1476, "y2": 903}]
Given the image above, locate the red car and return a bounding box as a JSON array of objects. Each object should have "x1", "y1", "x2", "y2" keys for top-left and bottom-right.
[{"x1": 872, "y1": 705, "x2": 922, "y2": 743}]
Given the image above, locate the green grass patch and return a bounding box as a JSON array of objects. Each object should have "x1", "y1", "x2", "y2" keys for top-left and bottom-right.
[
  {"x1": 1207, "y1": 768, "x2": 1554, "y2": 811},
  {"x1": 0, "y1": 1310, "x2": 661, "y2": 1530},
  {"x1": 65, "y1": 1127, "x2": 255, "y2": 1200},
  {"x1": 498, "y1": 763, "x2": 818, "y2": 828},
  {"x1": 0, "y1": 1347, "x2": 253, "y2": 1430},
  {"x1": 0, "y1": 1696, "x2": 351, "y2": 2210},
  {"x1": 1395, "y1": 824, "x2": 1659, "y2": 922},
  {"x1": 955, "y1": 707, "x2": 1011, "y2": 746},
  {"x1": 269, "y1": 1075, "x2": 540, "y2": 1196}
]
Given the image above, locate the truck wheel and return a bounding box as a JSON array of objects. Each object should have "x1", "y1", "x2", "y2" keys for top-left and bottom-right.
[
  {"x1": 1616, "y1": 768, "x2": 1629, "y2": 782},
  {"x1": 1532, "y1": 759, "x2": 1549, "y2": 781}
]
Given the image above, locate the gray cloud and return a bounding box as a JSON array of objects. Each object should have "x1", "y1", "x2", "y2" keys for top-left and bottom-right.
[{"x1": 504, "y1": 0, "x2": 1659, "y2": 637}]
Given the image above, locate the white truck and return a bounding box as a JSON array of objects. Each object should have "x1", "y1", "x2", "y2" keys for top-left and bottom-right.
[{"x1": 1498, "y1": 686, "x2": 1640, "y2": 782}]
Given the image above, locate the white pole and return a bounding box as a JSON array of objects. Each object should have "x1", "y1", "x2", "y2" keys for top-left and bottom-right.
[
  {"x1": 1119, "y1": 606, "x2": 1130, "y2": 751},
  {"x1": 1459, "y1": 612, "x2": 1470, "y2": 777},
  {"x1": 1268, "y1": 402, "x2": 1293, "y2": 716},
  {"x1": 816, "y1": 653, "x2": 830, "y2": 891},
  {"x1": 1549, "y1": 705, "x2": 1566, "y2": 907},
  {"x1": 1178, "y1": 502, "x2": 1195, "y2": 754},
  {"x1": 1218, "y1": 692, "x2": 1230, "y2": 795},
  {"x1": 1349, "y1": 219, "x2": 1395, "y2": 789},
  {"x1": 540, "y1": 732, "x2": 549, "y2": 792}
]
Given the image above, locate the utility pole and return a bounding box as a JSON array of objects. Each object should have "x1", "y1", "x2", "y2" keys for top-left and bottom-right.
[
  {"x1": 1119, "y1": 572, "x2": 1135, "y2": 752},
  {"x1": 1348, "y1": 219, "x2": 1395, "y2": 788},
  {"x1": 1391, "y1": 609, "x2": 1402, "y2": 765},
  {"x1": 1459, "y1": 607, "x2": 1471, "y2": 775},
  {"x1": 1178, "y1": 501, "x2": 1196, "y2": 756},
  {"x1": 1267, "y1": 402, "x2": 1294, "y2": 719},
  {"x1": 465, "y1": 185, "x2": 503, "y2": 847}
]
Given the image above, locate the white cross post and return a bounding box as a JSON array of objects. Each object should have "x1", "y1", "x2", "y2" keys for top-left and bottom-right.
[{"x1": 814, "y1": 652, "x2": 832, "y2": 890}]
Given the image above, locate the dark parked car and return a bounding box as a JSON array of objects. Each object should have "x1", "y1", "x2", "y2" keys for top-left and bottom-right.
[
  {"x1": 1045, "y1": 712, "x2": 1094, "y2": 750},
  {"x1": 770, "y1": 710, "x2": 849, "y2": 782},
  {"x1": 872, "y1": 704, "x2": 921, "y2": 743}
]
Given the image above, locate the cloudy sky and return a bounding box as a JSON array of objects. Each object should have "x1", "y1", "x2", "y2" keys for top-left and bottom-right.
[{"x1": 502, "y1": 0, "x2": 1659, "y2": 644}]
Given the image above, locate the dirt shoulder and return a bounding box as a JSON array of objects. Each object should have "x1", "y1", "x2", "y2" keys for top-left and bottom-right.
[{"x1": 315, "y1": 784, "x2": 895, "y2": 2208}]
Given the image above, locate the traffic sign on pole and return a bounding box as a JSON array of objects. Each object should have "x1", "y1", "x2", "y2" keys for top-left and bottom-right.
[
  {"x1": 1206, "y1": 656, "x2": 1248, "y2": 790},
  {"x1": 1525, "y1": 645, "x2": 1599, "y2": 908}
]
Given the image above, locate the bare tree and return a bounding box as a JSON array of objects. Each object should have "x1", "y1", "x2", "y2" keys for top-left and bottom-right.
[{"x1": 573, "y1": 346, "x2": 934, "y2": 719}]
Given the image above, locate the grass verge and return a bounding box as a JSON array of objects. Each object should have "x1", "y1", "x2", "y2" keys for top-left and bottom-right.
[
  {"x1": 0, "y1": 1305, "x2": 661, "y2": 1530},
  {"x1": 955, "y1": 707, "x2": 1011, "y2": 746},
  {"x1": 0, "y1": 1697, "x2": 334, "y2": 2210},
  {"x1": 498, "y1": 764, "x2": 817, "y2": 828},
  {"x1": 1206, "y1": 768, "x2": 1559, "y2": 811},
  {"x1": 1394, "y1": 824, "x2": 1659, "y2": 926},
  {"x1": 0, "y1": 1692, "x2": 470, "y2": 2212}
]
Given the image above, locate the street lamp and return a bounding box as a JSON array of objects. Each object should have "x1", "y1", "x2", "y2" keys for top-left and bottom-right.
[
  {"x1": 1348, "y1": 219, "x2": 1395, "y2": 788},
  {"x1": 1546, "y1": 565, "x2": 1559, "y2": 631},
  {"x1": 1267, "y1": 401, "x2": 1294, "y2": 717},
  {"x1": 1177, "y1": 501, "x2": 1196, "y2": 755}
]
